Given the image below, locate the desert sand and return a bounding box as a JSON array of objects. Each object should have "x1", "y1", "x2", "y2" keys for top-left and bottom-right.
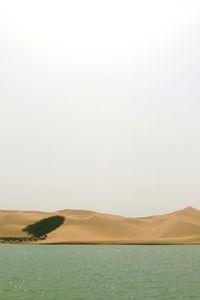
[{"x1": 0, "y1": 207, "x2": 200, "y2": 244}]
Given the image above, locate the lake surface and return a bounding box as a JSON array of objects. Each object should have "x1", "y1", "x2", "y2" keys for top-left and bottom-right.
[{"x1": 0, "y1": 245, "x2": 200, "y2": 299}]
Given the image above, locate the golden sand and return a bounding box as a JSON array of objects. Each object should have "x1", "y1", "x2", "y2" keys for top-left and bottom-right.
[{"x1": 0, "y1": 207, "x2": 200, "y2": 244}]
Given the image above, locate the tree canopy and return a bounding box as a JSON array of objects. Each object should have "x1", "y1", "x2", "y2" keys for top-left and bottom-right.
[{"x1": 22, "y1": 215, "x2": 65, "y2": 239}]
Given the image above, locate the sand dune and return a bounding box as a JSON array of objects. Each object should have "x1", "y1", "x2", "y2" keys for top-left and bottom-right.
[{"x1": 0, "y1": 207, "x2": 200, "y2": 244}]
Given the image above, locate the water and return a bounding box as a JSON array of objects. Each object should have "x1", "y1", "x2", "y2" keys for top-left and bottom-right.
[{"x1": 0, "y1": 245, "x2": 200, "y2": 299}]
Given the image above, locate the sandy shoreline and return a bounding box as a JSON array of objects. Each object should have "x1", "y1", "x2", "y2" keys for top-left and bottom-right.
[{"x1": 1, "y1": 206, "x2": 200, "y2": 245}]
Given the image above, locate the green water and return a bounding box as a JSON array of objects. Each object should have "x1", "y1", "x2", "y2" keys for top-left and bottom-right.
[{"x1": 0, "y1": 245, "x2": 200, "y2": 299}]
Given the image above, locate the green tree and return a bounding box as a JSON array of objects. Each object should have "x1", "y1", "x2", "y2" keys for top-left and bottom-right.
[{"x1": 23, "y1": 215, "x2": 65, "y2": 239}]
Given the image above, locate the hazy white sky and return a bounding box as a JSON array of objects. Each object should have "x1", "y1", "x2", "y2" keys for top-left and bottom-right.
[{"x1": 0, "y1": 0, "x2": 200, "y2": 216}]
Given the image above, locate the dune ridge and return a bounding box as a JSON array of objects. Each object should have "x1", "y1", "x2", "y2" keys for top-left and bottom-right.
[{"x1": 1, "y1": 207, "x2": 200, "y2": 244}]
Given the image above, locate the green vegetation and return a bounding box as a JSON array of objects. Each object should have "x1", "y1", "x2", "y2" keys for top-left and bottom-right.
[
  {"x1": 0, "y1": 236, "x2": 34, "y2": 243},
  {"x1": 23, "y1": 215, "x2": 65, "y2": 239}
]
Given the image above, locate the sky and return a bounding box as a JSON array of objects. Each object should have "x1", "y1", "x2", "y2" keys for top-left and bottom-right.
[{"x1": 0, "y1": 0, "x2": 200, "y2": 216}]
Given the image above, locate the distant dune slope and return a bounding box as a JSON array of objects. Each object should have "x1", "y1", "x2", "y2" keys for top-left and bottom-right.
[{"x1": 0, "y1": 207, "x2": 200, "y2": 244}]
